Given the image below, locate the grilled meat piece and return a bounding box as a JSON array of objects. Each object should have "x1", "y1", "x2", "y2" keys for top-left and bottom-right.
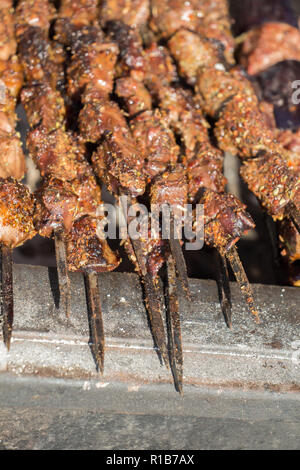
[
  {"x1": 131, "y1": 109, "x2": 179, "y2": 180},
  {"x1": 277, "y1": 129, "x2": 300, "y2": 173},
  {"x1": 215, "y1": 93, "x2": 278, "y2": 158},
  {"x1": 15, "y1": 0, "x2": 56, "y2": 37},
  {"x1": 92, "y1": 127, "x2": 145, "y2": 197},
  {"x1": 188, "y1": 142, "x2": 226, "y2": 200},
  {"x1": 116, "y1": 76, "x2": 152, "y2": 116},
  {"x1": 240, "y1": 152, "x2": 299, "y2": 219},
  {"x1": 196, "y1": 65, "x2": 257, "y2": 117},
  {"x1": 144, "y1": 42, "x2": 177, "y2": 96},
  {"x1": 18, "y1": 26, "x2": 65, "y2": 89},
  {"x1": 34, "y1": 177, "x2": 79, "y2": 238},
  {"x1": 66, "y1": 215, "x2": 120, "y2": 272},
  {"x1": 106, "y1": 20, "x2": 146, "y2": 81},
  {"x1": 79, "y1": 91, "x2": 128, "y2": 142},
  {"x1": 167, "y1": 29, "x2": 223, "y2": 85},
  {"x1": 100, "y1": 0, "x2": 150, "y2": 28},
  {"x1": 0, "y1": 177, "x2": 36, "y2": 248},
  {"x1": 124, "y1": 234, "x2": 166, "y2": 278},
  {"x1": 0, "y1": 56, "x2": 23, "y2": 99},
  {"x1": 150, "y1": 166, "x2": 187, "y2": 209},
  {"x1": 21, "y1": 83, "x2": 66, "y2": 131},
  {"x1": 239, "y1": 22, "x2": 300, "y2": 75},
  {"x1": 200, "y1": 190, "x2": 255, "y2": 252},
  {"x1": 0, "y1": 4, "x2": 17, "y2": 61},
  {"x1": 0, "y1": 131, "x2": 26, "y2": 180},
  {"x1": 58, "y1": 0, "x2": 99, "y2": 26},
  {"x1": 67, "y1": 38, "x2": 119, "y2": 98},
  {"x1": 70, "y1": 173, "x2": 102, "y2": 218},
  {"x1": 27, "y1": 126, "x2": 84, "y2": 181}
]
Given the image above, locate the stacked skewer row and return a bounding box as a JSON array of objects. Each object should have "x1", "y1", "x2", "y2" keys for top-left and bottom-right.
[{"x1": 0, "y1": 0, "x2": 299, "y2": 393}]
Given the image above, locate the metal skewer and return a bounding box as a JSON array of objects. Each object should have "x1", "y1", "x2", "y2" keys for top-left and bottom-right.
[
  {"x1": 84, "y1": 270, "x2": 105, "y2": 374},
  {"x1": 54, "y1": 231, "x2": 71, "y2": 317},
  {"x1": 1, "y1": 245, "x2": 13, "y2": 350},
  {"x1": 226, "y1": 246, "x2": 259, "y2": 322}
]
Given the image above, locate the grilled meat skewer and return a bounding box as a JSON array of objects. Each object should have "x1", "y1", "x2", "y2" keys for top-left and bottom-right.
[{"x1": 0, "y1": 1, "x2": 36, "y2": 348}]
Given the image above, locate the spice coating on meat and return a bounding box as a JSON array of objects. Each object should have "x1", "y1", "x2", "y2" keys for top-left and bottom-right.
[
  {"x1": 79, "y1": 92, "x2": 128, "y2": 142},
  {"x1": 150, "y1": 166, "x2": 187, "y2": 209},
  {"x1": 66, "y1": 216, "x2": 120, "y2": 272},
  {"x1": 240, "y1": 153, "x2": 299, "y2": 219},
  {"x1": 67, "y1": 39, "x2": 119, "y2": 98},
  {"x1": 106, "y1": 21, "x2": 146, "y2": 81},
  {"x1": 15, "y1": 0, "x2": 56, "y2": 37},
  {"x1": 116, "y1": 76, "x2": 152, "y2": 116},
  {"x1": 144, "y1": 42, "x2": 177, "y2": 96},
  {"x1": 188, "y1": 142, "x2": 226, "y2": 200},
  {"x1": 18, "y1": 27, "x2": 65, "y2": 89},
  {"x1": 100, "y1": 0, "x2": 150, "y2": 28},
  {"x1": 0, "y1": 177, "x2": 36, "y2": 248},
  {"x1": 239, "y1": 22, "x2": 300, "y2": 75},
  {"x1": 199, "y1": 190, "x2": 255, "y2": 252},
  {"x1": 92, "y1": 128, "x2": 146, "y2": 197},
  {"x1": 167, "y1": 30, "x2": 223, "y2": 85},
  {"x1": 0, "y1": 57, "x2": 23, "y2": 100},
  {"x1": 58, "y1": 0, "x2": 99, "y2": 26},
  {"x1": 0, "y1": 5, "x2": 17, "y2": 61},
  {"x1": 21, "y1": 83, "x2": 66, "y2": 131},
  {"x1": 0, "y1": 132, "x2": 26, "y2": 180},
  {"x1": 124, "y1": 235, "x2": 166, "y2": 278},
  {"x1": 27, "y1": 126, "x2": 84, "y2": 181},
  {"x1": 196, "y1": 65, "x2": 257, "y2": 117},
  {"x1": 131, "y1": 109, "x2": 179, "y2": 179},
  {"x1": 215, "y1": 94, "x2": 278, "y2": 158},
  {"x1": 34, "y1": 177, "x2": 78, "y2": 238}
]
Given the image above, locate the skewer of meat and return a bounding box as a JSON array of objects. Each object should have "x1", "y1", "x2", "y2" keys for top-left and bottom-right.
[
  {"x1": 229, "y1": 0, "x2": 300, "y2": 285},
  {"x1": 139, "y1": 34, "x2": 257, "y2": 325},
  {"x1": 17, "y1": 0, "x2": 120, "y2": 372},
  {"x1": 54, "y1": 0, "x2": 174, "y2": 372},
  {"x1": 150, "y1": 1, "x2": 300, "y2": 285},
  {"x1": 106, "y1": 19, "x2": 192, "y2": 390},
  {"x1": 0, "y1": 0, "x2": 36, "y2": 348}
]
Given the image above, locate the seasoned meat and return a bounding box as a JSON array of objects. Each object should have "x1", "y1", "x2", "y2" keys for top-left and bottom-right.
[
  {"x1": 67, "y1": 215, "x2": 120, "y2": 272},
  {"x1": 27, "y1": 126, "x2": 84, "y2": 181},
  {"x1": 0, "y1": 5, "x2": 17, "y2": 61},
  {"x1": 150, "y1": 166, "x2": 187, "y2": 209},
  {"x1": 15, "y1": 0, "x2": 56, "y2": 37},
  {"x1": 279, "y1": 218, "x2": 300, "y2": 264},
  {"x1": 215, "y1": 93, "x2": 277, "y2": 158},
  {"x1": 200, "y1": 190, "x2": 255, "y2": 252},
  {"x1": 187, "y1": 143, "x2": 226, "y2": 200},
  {"x1": 100, "y1": 0, "x2": 150, "y2": 28},
  {"x1": 34, "y1": 177, "x2": 78, "y2": 238},
  {"x1": 0, "y1": 177, "x2": 36, "y2": 248},
  {"x1": 0, "y1": 56, "x2": 23, "y2": 99},
  {"x1": 18, "y1": 26, "x2": 65, "y2": 89},
  {"x1": 144, "y1": 42, "x2": 177, "y2": 95},
  {"x1": 0, "y1": 131, "x2": 26, "y2": 180},
  {"x1": 197, "y1": 65, "x2": 257, "y2": 117},
  {"x1": 67, "y1": 39, "x2": 119, "y2": 98},
  {"x1": 131, "y1": 109, "x2": 179, "y2": 179},
  {"x1": 277, "y1": 129, "x2": 300, "y2": 173},
  {"x1": 70, "y1": 173, "x2": 102, "y2": 218},
  {"x1": 150, "y1": 0, "x2": 202, "y2": 39},
  {"x1": 116, "y1": 76, "x2": 152, "y2": 116},
  {"x1": 79, "y1": 92, "x2": 128, "y2": 142},
  {"x1": 124, "y1": 234, "x2": 166, "y2": 278},
  {"x1": 239, "y1": 22, "x2": 300, "y2": 75},
  {"x1": 58, "y1": 0, "x2": 99, "y2": 26},
  {"x1": 106, "y1": 20, "x2": 146, "y2": 80},
  {"x1": 240, "y1": 153, "x2": 299, "y2": 219},
  {"x1": 21, "y1": 83, "x2": 66, "y2": 131},
  {"x1": 167, "y1": 29, "x2": 223, "y2": 85},
  {"x1": 92, "y1": 127, "x2": 146, "y2": 197}
]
